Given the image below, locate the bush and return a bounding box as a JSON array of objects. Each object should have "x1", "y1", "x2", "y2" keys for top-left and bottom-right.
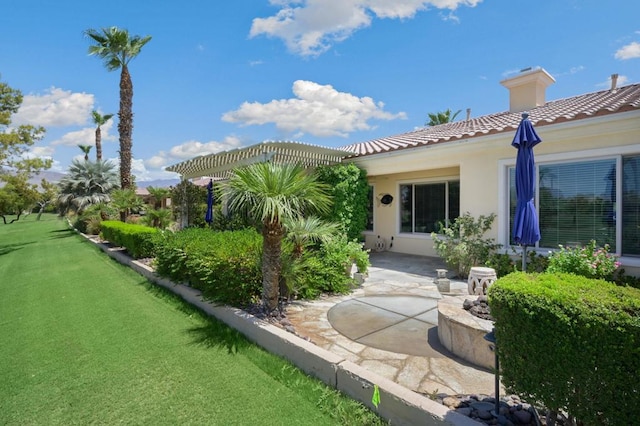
[
  {"x1": 431, "y1": 212, "x2": 500, "y2": 278},
  {"x1": 486, "y1": 250, "x2": 549, "y2": 277},
  {"x1": 547, "y1": 240, "x2": 620, "y2": 281},
  {"x1": 489, "y1": 272, "x2": 640, "y2": 424},
  {"x1": 154, "y1": 228, "x2": 262, "y2": 306},
  {"x1": 100, "y1": 220, "x2": 159, "y2": 259},
  {"x1": 316, "y1": 163, "x2": 369, "y2": 241},
  {"x1": 283, "y1": 234, "x2": 369, "y2": 299}
]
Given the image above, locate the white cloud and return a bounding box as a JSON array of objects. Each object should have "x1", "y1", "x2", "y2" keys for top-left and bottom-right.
[
  {"x1": 615, "y1": 41, "x2": 640, "y2": 60},
  {"x1": 596, "y1": 74, "x2": 629, "y2": 89},
  {"x1": 222, "y1": 80, "x2": 406, "y2": 137},
  {"x1": 143, "y1": 136, "x2": 245, "y2": 171},
  {"x1": 250, "y1": 0, "x2": 482, "y2": 56},
  {"x1": 30, "y1": 146, "x2": 55, "y2": 157},
  {"x1": 50, "y1": 119, "x2": 116, "y2": 147},
  {"x1": 13, "y1": 87, "x2": 94, "y2": 127}
]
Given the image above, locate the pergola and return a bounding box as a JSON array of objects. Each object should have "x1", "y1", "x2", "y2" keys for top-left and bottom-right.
[{"x1": 165, "y1": 141, "x2": 351, "y2": 180}]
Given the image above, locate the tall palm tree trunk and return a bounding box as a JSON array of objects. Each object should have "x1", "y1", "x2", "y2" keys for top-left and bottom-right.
[
  {"x1": 95, "y1": 126, "x2": 103, "y2": 162},
  {"x1": 118, "y1": 64, "x2": 133, "y2": 191},
  {"x1": 262, "y1": 222, "x2": 285, "y2": 312}
]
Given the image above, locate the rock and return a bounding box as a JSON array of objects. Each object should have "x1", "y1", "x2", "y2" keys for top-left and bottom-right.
[
  {"x1": 455, "y1": 407, "x2": 472, "y2": 416},
  {"x1": 496, "y1": 414, "x2": 509, "y2": 425},
  {"x1": 513, "y1": 409, "x2": 532, "y2": 424},
  {"x1": 463, "y1": 299, "x2": 474, "y2": 310},
  {"x1": 280, "y1": 318, "x2": 292, "y2": 327},
  {"x1": 443, "y1": 396, "x2": 461, "y2": 408},
  {"x1": 284, "y1": 325, "x2": 296, "y2": 334},
  {"x1": 477, "y1": 410, "x2": 493, "y2": 420}
]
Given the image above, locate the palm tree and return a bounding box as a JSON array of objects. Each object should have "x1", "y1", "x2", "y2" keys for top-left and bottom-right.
[
  {"x1": 78, "y1": 144, "x2": 92, "y2": 161},
  {"x1": 91, "y1": 110, "x2": 114, "y2": 162},
  {"x1": 426, "y1": 108, "x2": 461, "y2": 126},
  {"x1": 109, "y1": 188, "x2": 144, "y2": 222},
  {"x1": 85, "y1": 27, "x2": 152, "y2": 191},
  {"x1": 284, "y1": 216, "x2": 340, "y2": 259},
  {"x1": 57, "y1": 159, "x2": 119, "y2": 215},
  {"x1": 224, "y1": 163, "x2": 332, "y2": 313},
  {"x1": 146, "y1": 186, "x2": 171, "y2": 209}
]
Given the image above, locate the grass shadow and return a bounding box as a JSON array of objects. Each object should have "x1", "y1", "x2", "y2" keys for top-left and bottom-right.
[
  {"x1": 0, "y1": 241, "x2": 36, "y2": 256},
  {"x1": 48, "y1": 229, "x2": 76, "y2": 239},
  {"x1": 186, "y1": 322, "x2": 251, "y2": 354},
  {"x1": 135, "y1": 279, "x2": 251, "y2": 354}
]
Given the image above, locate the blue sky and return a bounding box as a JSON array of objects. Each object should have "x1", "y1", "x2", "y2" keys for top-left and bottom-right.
[{"x1": 1, "y1": 0, "x2": 639, "y2": 182}]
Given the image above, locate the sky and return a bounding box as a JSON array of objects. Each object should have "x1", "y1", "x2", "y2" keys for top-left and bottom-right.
[{"x1": 1, "y1": 0, "x2": 639, "y2": 182}]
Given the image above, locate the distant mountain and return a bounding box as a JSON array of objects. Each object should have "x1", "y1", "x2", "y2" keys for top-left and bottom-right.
[
  {"x1": 136, "y1": 178, "x2": 181, "y2": 189},
  {"x1": 28, "y1": 170, "x2": 66, "y2": 185}
]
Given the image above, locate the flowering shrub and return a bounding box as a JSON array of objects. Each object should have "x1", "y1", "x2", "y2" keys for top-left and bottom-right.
[{"x1": 547, "y1": 240, "x2": 620, "y2": 281}]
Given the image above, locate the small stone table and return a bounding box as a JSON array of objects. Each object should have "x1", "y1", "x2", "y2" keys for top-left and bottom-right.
[{"x1": 467, "y1": 267, "x2": 497, "y2": 295}]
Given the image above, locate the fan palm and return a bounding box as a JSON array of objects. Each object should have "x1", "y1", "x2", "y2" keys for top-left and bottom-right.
[
  {"x1": 284, "y1": 216, "x2": 340, "y2": 258},
  {"x1": 110, "y1": 188, "x2": 144, "y2": 221},
  {"x1": 426, "y1": 108, "x2": 461, "y2": 126},
  {"x1": 78, "y1": 144, "x2": 92, "y2": 161},
  {"x1": 224, "y1": 162, "x2": 332, "y2": 312},
  {"x1": 57, "y1": 159, "x2": 119, "y2": 215},
  {"x1": 91, "y1": 110, "x2": 114, "y2": 162},
  {"x1": 146, "y1": 186, "x2": 171, "y2": 209},
  {"x1": 85, "y1": 27, "x2": 151, "y2": 191}
]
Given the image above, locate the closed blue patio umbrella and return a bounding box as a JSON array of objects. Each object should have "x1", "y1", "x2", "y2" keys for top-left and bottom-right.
[
  {"x1": 511, "y1": 113, "x2": 542, "y2": 271},
  {"x1": 205, "y1": 179, "x2": 214, "y2": 225}
]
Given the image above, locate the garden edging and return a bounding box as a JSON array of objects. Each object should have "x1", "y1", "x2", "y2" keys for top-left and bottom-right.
[{"x1": 82, "y1": 231, "x2": 481, "y2": 426}]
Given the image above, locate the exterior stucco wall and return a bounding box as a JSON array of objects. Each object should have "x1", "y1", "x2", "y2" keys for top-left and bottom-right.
[{"x1": 351, "y1": 111, "x2": 640, "y2": 272}]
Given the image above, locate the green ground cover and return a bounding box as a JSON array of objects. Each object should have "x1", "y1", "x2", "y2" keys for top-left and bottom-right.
[{"x1": 0, "y1": 215, "x2": 383, "y2": 425}]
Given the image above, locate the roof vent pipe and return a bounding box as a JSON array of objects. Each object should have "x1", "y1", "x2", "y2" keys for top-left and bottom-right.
[
  {"x1": 610, "y1": 73, "x2": 619, "y2": 92},
  {"x1": 466, "y1": 108, "x2": 471, "y2": 121}
]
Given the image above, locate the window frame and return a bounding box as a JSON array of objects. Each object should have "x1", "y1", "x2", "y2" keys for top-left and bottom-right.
[
  {"x1": 498, "y1": 144, "x2": 640, "y2": 267},
  {"x1": 397, "y1": 176, "x2": 460, "y2": 237}
]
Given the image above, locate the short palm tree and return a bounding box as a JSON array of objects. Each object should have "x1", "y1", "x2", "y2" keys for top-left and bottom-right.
[
  {"x1": 224, "y1": 162, "x2": 332, "y2": 313},
  {"x1": 284, "y1": 216, "x2": 340, "y2": 258},
  {"x1": 91, "y1": 110, "x2": 114, "y2": 162},
  {"x1": 109, "y1": 188, "x2": 144, "y2": 222},
  {"x1": 57, "y1": 159, "x2": 119, "y2": 215},
  {"x1": 85, "y1": 26, "x2": 151, "y2": 191},
  {"x1": 78, "y1": 144, "x2": 92, "y2": 161},
  {"x1": 146, "y1": 186, "x2": 171, "y2": 209},
  {"x1": 426, "y1": 108, "x2": 461, "y2": 126}
]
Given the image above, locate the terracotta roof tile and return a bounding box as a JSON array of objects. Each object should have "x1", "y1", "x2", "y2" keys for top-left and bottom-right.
[{"x1": 341, "y1": 83, "x2": 640, "y2": 157}]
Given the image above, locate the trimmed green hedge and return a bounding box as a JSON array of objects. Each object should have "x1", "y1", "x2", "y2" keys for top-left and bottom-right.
[
  {"x1": 488, "y1": 272, "x2": 640, "y2": 424},
  {"x1": 100, "y1": 221, "x2": 158, "y2": 259},
  {"x1": 153, "y1": 228, "x2": 262, "y2": 306}
]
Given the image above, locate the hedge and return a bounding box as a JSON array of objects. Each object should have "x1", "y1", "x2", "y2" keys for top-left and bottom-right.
[
  {"x1": 153, "y1": 228, "x2": 262, "y2": 306},
  {"x1": 488, "y1": 272, "x2": 640, "y2": 425},
  {"x1": 100, "y1": 221, "x2": 159, "y2": 259}
]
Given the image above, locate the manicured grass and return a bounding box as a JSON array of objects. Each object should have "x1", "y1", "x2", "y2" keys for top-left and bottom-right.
[{"x1": 0, "y1": 215, "x2": 384, "y2": 425}]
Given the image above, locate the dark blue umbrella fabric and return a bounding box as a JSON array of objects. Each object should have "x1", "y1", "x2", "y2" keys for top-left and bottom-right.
[
  {"x1": 511, "y1": 113, "x2": 542, "y2": 270},
  {"x1": 205, "y1": 179, "x2": 214, "y2": 224}
]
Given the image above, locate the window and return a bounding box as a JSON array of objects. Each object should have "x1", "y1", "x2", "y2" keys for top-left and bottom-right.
[
  {"x1": 508, "y1": 154, "x2": 640, "y2": 256},
  {"x1": 400, "y1": 181, "x2": 459, "y2": 234},
  {"x1": 365, "y1": 185, "x2": 374, "y2": 232},
  {"x1": 623, "y1": 155, "x2": 640, "y2": 256}
]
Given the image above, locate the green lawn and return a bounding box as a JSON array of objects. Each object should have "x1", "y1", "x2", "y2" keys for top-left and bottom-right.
[{"x1": 0, "y1": 215, "x2": 382, "y2": 425}]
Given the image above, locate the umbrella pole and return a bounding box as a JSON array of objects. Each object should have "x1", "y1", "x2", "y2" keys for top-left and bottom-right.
[{"x1": 521, "y1": 245, "x2": 527, "y2": 272}]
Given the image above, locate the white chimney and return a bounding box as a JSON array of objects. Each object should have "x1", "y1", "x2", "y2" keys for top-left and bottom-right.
[
  {"x1": 610, "y1": 73, "x2": 619, "y2": 92},
  {"x1": 500, "y1": 67, "x2": 556, "y2": 113}
]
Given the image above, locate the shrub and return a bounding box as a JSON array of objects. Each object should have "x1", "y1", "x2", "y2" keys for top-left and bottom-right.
[
  {"x1": 547, "y1": 240, "x2": 620, "y2": 281},
  {"x1": 283, "y1": 234, "x2": 369, "y2": 299},
  {"x1": 154, "y1": 228, "x2": 262, "y2": 306},
  {"x1": 486, "y1": 250, "x2": 549, "y2": 277},
  {"x1": 100, "y1": 220, "x2": 159, "y2": 258},
  {"x1": 489, "y1": 272, "x2": 640, "y2": 425},
  {"x1": 316, "y1": 163, "x2": 369, "y2": 241},
  {"x1": 170, "y1": 180, "x2": 207, "y2": 228},
  {"x1": 431, "y1": 212, "x2": 500, "y2": 278}
]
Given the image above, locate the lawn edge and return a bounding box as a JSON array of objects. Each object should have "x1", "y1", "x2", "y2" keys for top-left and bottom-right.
[{"x1": 75, "y1": 227, "x2": 481, "y2": 426}]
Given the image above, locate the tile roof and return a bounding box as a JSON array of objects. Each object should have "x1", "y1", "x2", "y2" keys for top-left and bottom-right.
[{"x1": 341, "y1": 83, "x2": 640, "y2": 158}]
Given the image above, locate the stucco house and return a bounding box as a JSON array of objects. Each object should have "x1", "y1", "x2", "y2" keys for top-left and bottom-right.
[
  {"x1": 342, "y1": 67, "x2": 640, "y2": 276},
  {"x1": 167, "y1": 67, "x2": 640, "y2": 275}
]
